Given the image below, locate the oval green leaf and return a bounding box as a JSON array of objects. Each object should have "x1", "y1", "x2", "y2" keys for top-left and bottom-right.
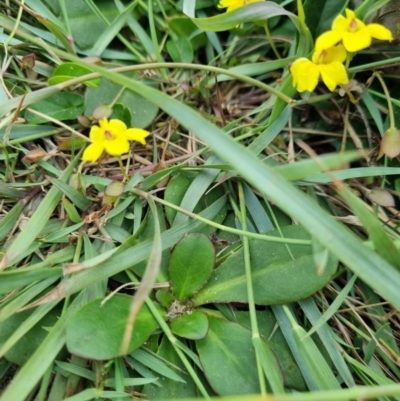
[
  {"x1": 169, "y1": 233, "x2": 215, "y2": 301},
  {"x1": 197, "y1": 315, "x2": 279, "y2": 395},
  {"x1": 66, "y1": 294, "x2": 159, "y2": 360},
  {"x1": 24, "y1": 92, "x2": 85, "y2": 124},
  {"x1": 170, "y1": 311, "x2": 209, "y2": 340},
  {"x1": 48, "y1": 62, "x2": 101, "y2": 87},
  {"x1": 194, "y1": 225, "x2": 338, "y2": 306},
  {"x1": 164, "y1": 173, "x2": 191, "y2": 225}
]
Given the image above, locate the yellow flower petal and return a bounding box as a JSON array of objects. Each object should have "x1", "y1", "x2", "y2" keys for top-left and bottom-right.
[
  {"x1": 104, "y1": 137, "x2": 130, "y2": 156},
  {"x1": 319, "y1": 62, "x2": 349, "y2": 92},
  {"x1": 342, "y1": 29, "x2": 371, "y2": 52},
  {"x1": 124, "y1": 128, "x2": 150, "y2": 145},
  {"x1": 108, "y1": 119, "x2": 127, "y2": 135},
  {"x1": 290, "y1": 58, "x2": 320, "y2": 92},
  {"x1": 331, "y1": 13, "x2": 349, "y2": 32},
  {"x1": 367, "y1": 23, "x2": 393, "y2": 41},
  {"x1": 218, "y1": 0, "x2": 262, "y2": 12},
  {"x1": 98, "y1": 118, "x2": 108, "y2": 129},
  {"x1": 315, "y1": 31, "x2": 343, "y2": 51},
  {"x1": 82, "y1": 142, "x2": 105, "y2": 162},
  {"x1": 312, "y1": 44, "x2": 347, "y2": 64},
  {"x1": 89, "y1": 125, "x2": 105, "y2": 142},
  {"x1": 218, "y1": 0, "x2": 242, "y2": 10}
]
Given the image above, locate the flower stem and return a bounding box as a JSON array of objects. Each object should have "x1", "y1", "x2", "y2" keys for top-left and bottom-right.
[
  {"x1": 263, "y1": 21, "x2": 281, "y2": 59},
  {"x1": 117, "y1": 157, "x2": 129, "y2": 182},
  {"x1": 374, "y1": 72, "x2": 395, "y2": 129}
]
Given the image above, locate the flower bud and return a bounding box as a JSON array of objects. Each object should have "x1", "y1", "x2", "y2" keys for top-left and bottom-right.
[
  {"x1": 78, "y1": 115, "x2": 91, "y2": 127},
  {"x1": 378, "y1": 127, "x2": 400, "y2": 159},
  {"x1": 22, "y1": 148, "x2": 47, "y2": 163},
  {"x1": 103, "y1": 181, "x2": 125, "y2": 205},
  {"x1": 367, "y1": 188, "x2": 395, "y2": 208},
  {"x1": 69, "y1": 173, "x2": 86, "y2": 193},
  {"x1": 92, "y1": 104, "x2": 113, "y2": 121}
]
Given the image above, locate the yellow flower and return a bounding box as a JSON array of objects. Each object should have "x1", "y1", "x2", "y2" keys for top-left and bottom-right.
[
  {"x1": 218, "y1": 0, "x2": 262, "y2": 13},
  {"x1": 82, "y1": 118, "x2": 149, "y2": 162},
  {"x1": 315, "y1": 8, "x2": 393, "y2": 53},
  {"x1": 290, "y1": 44, "x2": 349, "y2": 92}
]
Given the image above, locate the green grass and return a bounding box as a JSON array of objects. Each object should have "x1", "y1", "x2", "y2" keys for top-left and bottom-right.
[{"x1": 1, "y1": 0, "x2": 400, "y2": 400}]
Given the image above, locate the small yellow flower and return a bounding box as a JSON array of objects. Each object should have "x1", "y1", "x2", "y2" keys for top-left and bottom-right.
[
  {"x1": 315, "y1": 8, "x2": 393, "y2": 53},
  {"x1": 291, "y1": 44, "x2": 349, "y2": 92},
  {"x1": 82, "y1": 118, "x2": 149, "y2": 162},
  {"x1": 218, "y1": 0, "x2": 262, "y2": 13}
]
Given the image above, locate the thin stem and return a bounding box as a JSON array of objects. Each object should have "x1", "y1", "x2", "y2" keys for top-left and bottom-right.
[
  {"x1": 374, "y1": 72, "x2": 395, "y2": 129},
  {"x1": 238, "y1": 182, "x2": 266, "y2": 395},
  {"x1": 137, "y1": 189, "x2": 311, "y2": 245},
  {"x1": 148, "y1": 0, "x2": 167, "y2": 80},
  {"x1": 117, "y1": 157, "x2": 129, "y2": 182},
  {"x1": 263, "y1": 21, "x2": 281, "y2": 59},
  {"x1": 4, "y1": 0, "x2": 25, "y2": 47}
]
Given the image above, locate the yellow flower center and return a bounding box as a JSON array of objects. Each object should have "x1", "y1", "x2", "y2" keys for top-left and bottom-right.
[
  {"x1": 349, "y1": 18, "x2": 358, "y2": 32},
  {"x1": 105, "y1": 130, "x2": 114, "y2": 140},
  {"x1": 317, "y1": 50, "x2": 327, "y2": 64}
]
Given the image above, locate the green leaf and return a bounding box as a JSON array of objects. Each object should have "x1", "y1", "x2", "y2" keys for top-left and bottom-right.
[
  {"x1": 62, "y1": 198, "x2": 83, "y2": 223},
  {"x1": 0, "y1": 182, "x2": 25, "y2": 198},
  {"x1": 0, "y1": 304, "x2": 63, "y2": 365},
  {"x1": 35, "y1": 14, "x2": 76, "y2": 54},
  {"x1": 66, "y1": 294, "x2": 160, "y2": 360},
  {"x1": 0, "y1": 267, "x2": 62, "y2": 295},
  {"x1": 24, "y1": 92, "x2": 85, "y2": 124},
  {"x1": 168, "y1": 16, "x2": 207, "y2": 51},
  {"x1": 156, "y1": 289, "x2": 175, "y2": 308},
  {"x1": 84, "y1": 77, "x2": 158, "y2": 128},
  {"x1": 170, "y1": 311, "x2": 209, "y2": 340},
  {"x1": 0, "y1": 201, "x2": 24, "y2": 242},
  {"x1": 197, "y1": 315, "x2": 272, "y2": 395},
  {"x1": 110, "y1": 103, "x2": 132, "y2": 127},
  {"x1": 194, "y1": 226, "x2": 338, "y2": 306},
  {"x1": 192, "y1": 2, "x2": 301, "y2": 33},
  {"x1": 235, "y1": 310, "x2": 306, "y2": 390},
  {"x1": 283, "y1": 306, "x2": 341, "y2": 390},
  {"x1": 303, "y1": 0, "x2": 348, "y2": 38},
  {"x1": 49, "y1": 178, "x2": 91, "y2": 211},
  {"x1": 142, "y1": 336, "x2": 198, "y2": 399},
  {"x1": 131, "y1": 348, "x2": 186, "y2": 383},
  {"x1": 170, "y1": 233, "x2": 215, "y2": 301},
  {"x1": 166, "y1": 37, "x2": 194, "y2": 63},
  {"x1": 48, "y1": 62, "x2": 100, "y2": 87},
  {"x1": 214, "y1": 57, "x2": 295, "y2": 83},
  {"x1": 164, "y1": 173, "x2": 192, "y2": 225},
  {"x1": 338, "y1": 186, "x2": 400, "y2": 270},
  {"x1": 40, "y1": 0, "x2": 119, "y2": 50},
  {"x1": 355, "y1": 0, "x2": 391, "y2": 20},
  {"x1": 1, "y1": 152, "x2": 81, "y2": 268}
]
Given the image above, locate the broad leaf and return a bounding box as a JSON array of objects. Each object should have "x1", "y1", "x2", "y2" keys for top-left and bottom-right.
[
  {"x1": 24, "y1": 92, "x2": 84, "y2": 124},
  {"x1": 170, "y1": 233, "x2": 215, "y2": 301},
  {"x1": 48, "y1": 62, "x2": 100, "y2": 87},
  {"x1": 143, "y1": 336, "x2": 198, "y2": 399},
  {"x1": 170, "y1": 311, "x2": 209, "y2": 340},
  {"x1": 197, "y1": 315, "x2": 280, "y2": 395},
  {"x1": 66, "y1": 294, "x2": 159, "y2": 360},
  {"x1": 194, "y1": 225, "x2": 338, "y2": 306}
]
